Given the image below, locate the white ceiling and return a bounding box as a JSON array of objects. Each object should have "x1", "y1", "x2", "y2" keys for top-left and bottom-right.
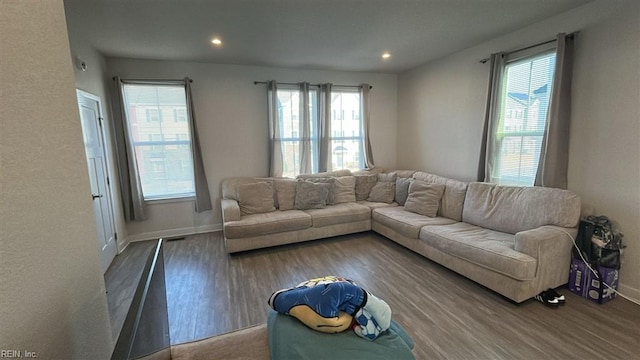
[{"x1": 64, "y1": 0, "x2": 593, "y2": 74}]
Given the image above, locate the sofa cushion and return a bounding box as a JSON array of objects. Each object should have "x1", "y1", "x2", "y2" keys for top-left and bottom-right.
[
  {"x1": 395, "y1": 177, "x2": 411, "y2": 206},
  {"x1": 356, "y1": 201, "x2": 398, "y2": 211},
  {"x1": 222, "y1": 177, "x2": 265, "y2": 200},
  {"x1": 224, "y1": 210, "x2": 312, "y2": 239},
  {"x1": 394, "y1": 170, "x2": 416, "y2": 179},
  {"x1": 273, "y1": 178, "x2": 297, "y2": 211},
  {"x1": 354, "y1": 174, "x2": 378, "y2": 201},
  {"x1": 304, "y1": 203, "x2": 371, "y2": 228},
  {"x1": 297, "y1": 169, "x2": 352, "y2": 179},
  {"x1": 462, "y1": 182, "x2": 581, "y2": 234},
  {"x1": 332, "y1": 176, "x2": 356, "y2": 204},
  {"x1": 412, "y1": 172, "x2": 468, "y2": 221},
  {"x1": 373, "y1": 206, "x2": 457, "y2": 239},
  {"x1": 237, "y1": 182, "x2": 276, "y2": 215},
  {"x1": 295, "y1": 181, "x2": 330, "y2": 210},
  {"x1": 403, "y1": 181, "x2": 445, "y2": 217},
  {"x1": 419, "y1": 222, "x2": 537, "y2": 280}
]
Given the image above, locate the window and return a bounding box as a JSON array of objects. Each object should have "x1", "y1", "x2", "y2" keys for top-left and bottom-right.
[
  {"x1": 122, "y1": 84, "x2": 195, "y2": 200},
  {"x1": 329, "y1": 90, "x2": 364, "y2": 172},
  {"x1": 275, "y1": 87, "x2": 363, "y2": 177},
  {"x1": 276, "y1": 87, "x2": 318, "y2": 178},
  {"x1": 492, "y1": 51, "x2": 556, "y2": 186}
]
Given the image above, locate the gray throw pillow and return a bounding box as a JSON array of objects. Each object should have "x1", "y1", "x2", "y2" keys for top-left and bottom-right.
[
  {"x1": 355, "y1": 174, "x2": 378, "y2": 201},
  {"x1": 294, "y1": 181, "x2": 330, "y2": 210},
  {"x1": 404, "y1": 181, "x2": 445, "y2": 217},
  {"x1": 395, "y1": 177, "x2": 412, "y2": 206},
  {"x1": 273, "y1": 178, "x2": 297, "y2": 211},
  {"x1": 237, "y1": 182, "x2": 276, "y2": 215},
  {"x1": 303, "y1": 177, "x2": 336, "y2": 204}
]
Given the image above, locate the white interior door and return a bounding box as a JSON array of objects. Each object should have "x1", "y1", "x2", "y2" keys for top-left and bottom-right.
[{"x1": 77, "y1": 90, "x2": 117, "y2": 273}]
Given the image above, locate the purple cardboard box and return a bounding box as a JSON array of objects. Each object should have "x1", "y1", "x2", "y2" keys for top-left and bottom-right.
[
  {"x1": 568, "y1": 258, "x2": 589, "y2": 296},
  {"x1": 568, "y1": 258, "x2": 619, "y2": 304}
]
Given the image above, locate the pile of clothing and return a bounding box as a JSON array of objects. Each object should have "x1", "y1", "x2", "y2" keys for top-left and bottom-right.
[{"x1": 268, "y1": 276, "x2": 392, "y2": 340}]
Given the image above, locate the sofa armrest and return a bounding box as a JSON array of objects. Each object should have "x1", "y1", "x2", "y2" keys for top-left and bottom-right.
[
  {"x1": 221, "y1": 199, "x2": 241, "y2": 222},
  {"x1": 515, "y1": 225, "x2": 577, "y2": 284},
  {"x1": 514, "y1": 226, "x2": 577, "y2": 259}
]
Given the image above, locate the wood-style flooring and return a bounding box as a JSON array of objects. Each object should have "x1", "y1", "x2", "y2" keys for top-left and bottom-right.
[{"x1": 105, "y1": 231, "x2": 640, "y2": 359}]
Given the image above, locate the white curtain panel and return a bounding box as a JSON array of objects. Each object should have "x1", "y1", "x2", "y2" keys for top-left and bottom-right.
[
  {"x1": 299, "y1": 82, "x2": 313, "y2": 175},
  {"x1": 267, "y1": 80, "x2": 284, "y2": 177}
]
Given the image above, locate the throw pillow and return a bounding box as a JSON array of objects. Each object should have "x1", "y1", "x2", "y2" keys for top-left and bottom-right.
[
  {"x1": 367, "y1": 172, "x2": 398, "y2": 203},
  {"x1": 303, "y1": 177, "x2": 336, "y2": 205},
  {"x1": 367, "y1": 182, "x2": 396, "y2": 203},
  {"x1": 355, "y1": 174, "x2": 378, "y2": 201},
  {"x1": 237, "y1": 182, "x2": 276, "y2": 215},
  {"x1": 332, "y1": 176, "x2": 356, "y2": 204},
  {"x1": 403, "y1": 181, "x2": 445, "y2": 217},
  {"x1": 273, "y1": 178, "x2": 297, "y2": 211},
  {"x1": 377, "y1": 172, "x2": 398, "y2": 183},
  {"x1": 294, "y1": 181, "x2": 330, "y2": 210},
  {"x1": 395, "y1": 177, "x2": 412, "y2": 206}
]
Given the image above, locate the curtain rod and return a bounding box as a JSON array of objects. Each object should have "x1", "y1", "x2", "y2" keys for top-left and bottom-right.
[
  {"x1": 479, "y1": 32, "x2": 577, "y2": 64},
  {"x1": 254, "y1": 81, "x2": 372, "y2": 89},
  {"x1": 113, "y1": 77, "x2": 193, "y2": 83}
]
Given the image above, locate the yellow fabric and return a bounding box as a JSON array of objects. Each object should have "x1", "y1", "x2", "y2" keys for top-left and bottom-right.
[{"x1": 289, "y1": 306, "x2": 352, "y2": 333}]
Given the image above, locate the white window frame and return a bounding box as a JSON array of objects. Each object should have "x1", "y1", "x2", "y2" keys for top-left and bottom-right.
[
  {"x1": 490, "y1": 45, "x2": 556, "y2": 186},
  {"x1": 328, "y1": 88, "x2": 365, "y2": 172},
  {"x1": 276, "y1": 85, "x2": 319, "y2": 177},
  {"x1": 121, "y1": 83, "x2": 196, "y2": 201}
]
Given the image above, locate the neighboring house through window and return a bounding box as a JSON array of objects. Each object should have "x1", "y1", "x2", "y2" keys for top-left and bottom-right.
[
  {"x1": 275, "y1": 86, "x2": 364, "y2": 177},
  {"x1": 276, "y1": 86, "x2": 318, "y2": 178},
  {"x1": 490, "y1": 50, "x2": 556, "y2": 186},
  {"x1": 329, "y1": 89, "x2": 364, "y2": 172},
  {"x1": 121, "y1": 83, "x2": 195, "y2": 200}
]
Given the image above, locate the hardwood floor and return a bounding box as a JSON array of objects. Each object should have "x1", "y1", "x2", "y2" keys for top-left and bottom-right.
[{"x1": 105, "y1": 231, "x2": 640, "y2": 359}]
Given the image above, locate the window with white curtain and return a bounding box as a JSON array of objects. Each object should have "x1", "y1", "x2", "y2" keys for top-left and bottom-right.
[
  {"x1": 121, "y1": 84, "x2": 195, "y2": 199},
  {"x1": 276, "y1": 86, "x2": 318, "y2": 178},
  {"x1": 492, "y1": 51, "x2": 556, "y2": 186},
  {"x1": 275, "y1": 87, "x2": 365, "y2": 177},
  {"x1": 329, "y1": 89, "x2": 364, "y2": 171}
]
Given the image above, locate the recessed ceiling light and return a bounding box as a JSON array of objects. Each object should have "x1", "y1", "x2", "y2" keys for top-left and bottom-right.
[
  {"x1": 382, "y1": 52, "x2": 391, "y2": 59},
  {"x1": 211, "y1": 38, "x2": 222, "y2": 46}
]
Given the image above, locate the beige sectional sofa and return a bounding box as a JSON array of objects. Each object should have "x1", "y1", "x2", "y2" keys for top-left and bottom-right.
[{"x1": 220, "y1": 169, "x2": 581, "y2": 303}]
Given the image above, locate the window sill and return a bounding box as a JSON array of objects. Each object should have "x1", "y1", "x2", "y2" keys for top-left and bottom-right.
[{"x1": 145, "y1": 196, "x2": 195, "y2": 205}]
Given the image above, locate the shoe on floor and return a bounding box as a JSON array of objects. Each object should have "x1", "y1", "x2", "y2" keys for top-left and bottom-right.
[
  {"x1": 546, "y1": 288, "x2": 566, "y2": 304},
  {"x1": 534, "y1": 290, "x2": 559, "y2": 307}
]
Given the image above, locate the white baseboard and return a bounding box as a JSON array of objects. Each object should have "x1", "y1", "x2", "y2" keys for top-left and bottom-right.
[
  {"x1": 618, "y1": 283, "x2": 640, "y2": 304},
  {"x1": 126, "y1": 224, "x2": 223, "y2": 243}
]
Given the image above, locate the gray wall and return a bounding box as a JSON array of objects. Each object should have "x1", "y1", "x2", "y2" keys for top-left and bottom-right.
[
  {"x1": 397, "y1": 0, "x2": 640, "y2": 299},
  {"x1": 0, "y1": 0, "x2": 113, "y2": 358},
  {"x1": 105, "y1": 58, "x2": 398, "y2": 241}
]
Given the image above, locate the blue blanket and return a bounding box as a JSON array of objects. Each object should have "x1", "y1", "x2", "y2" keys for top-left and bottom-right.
[{"x1": 267, "y1": 310, "x2": 415, "y2": 360}]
